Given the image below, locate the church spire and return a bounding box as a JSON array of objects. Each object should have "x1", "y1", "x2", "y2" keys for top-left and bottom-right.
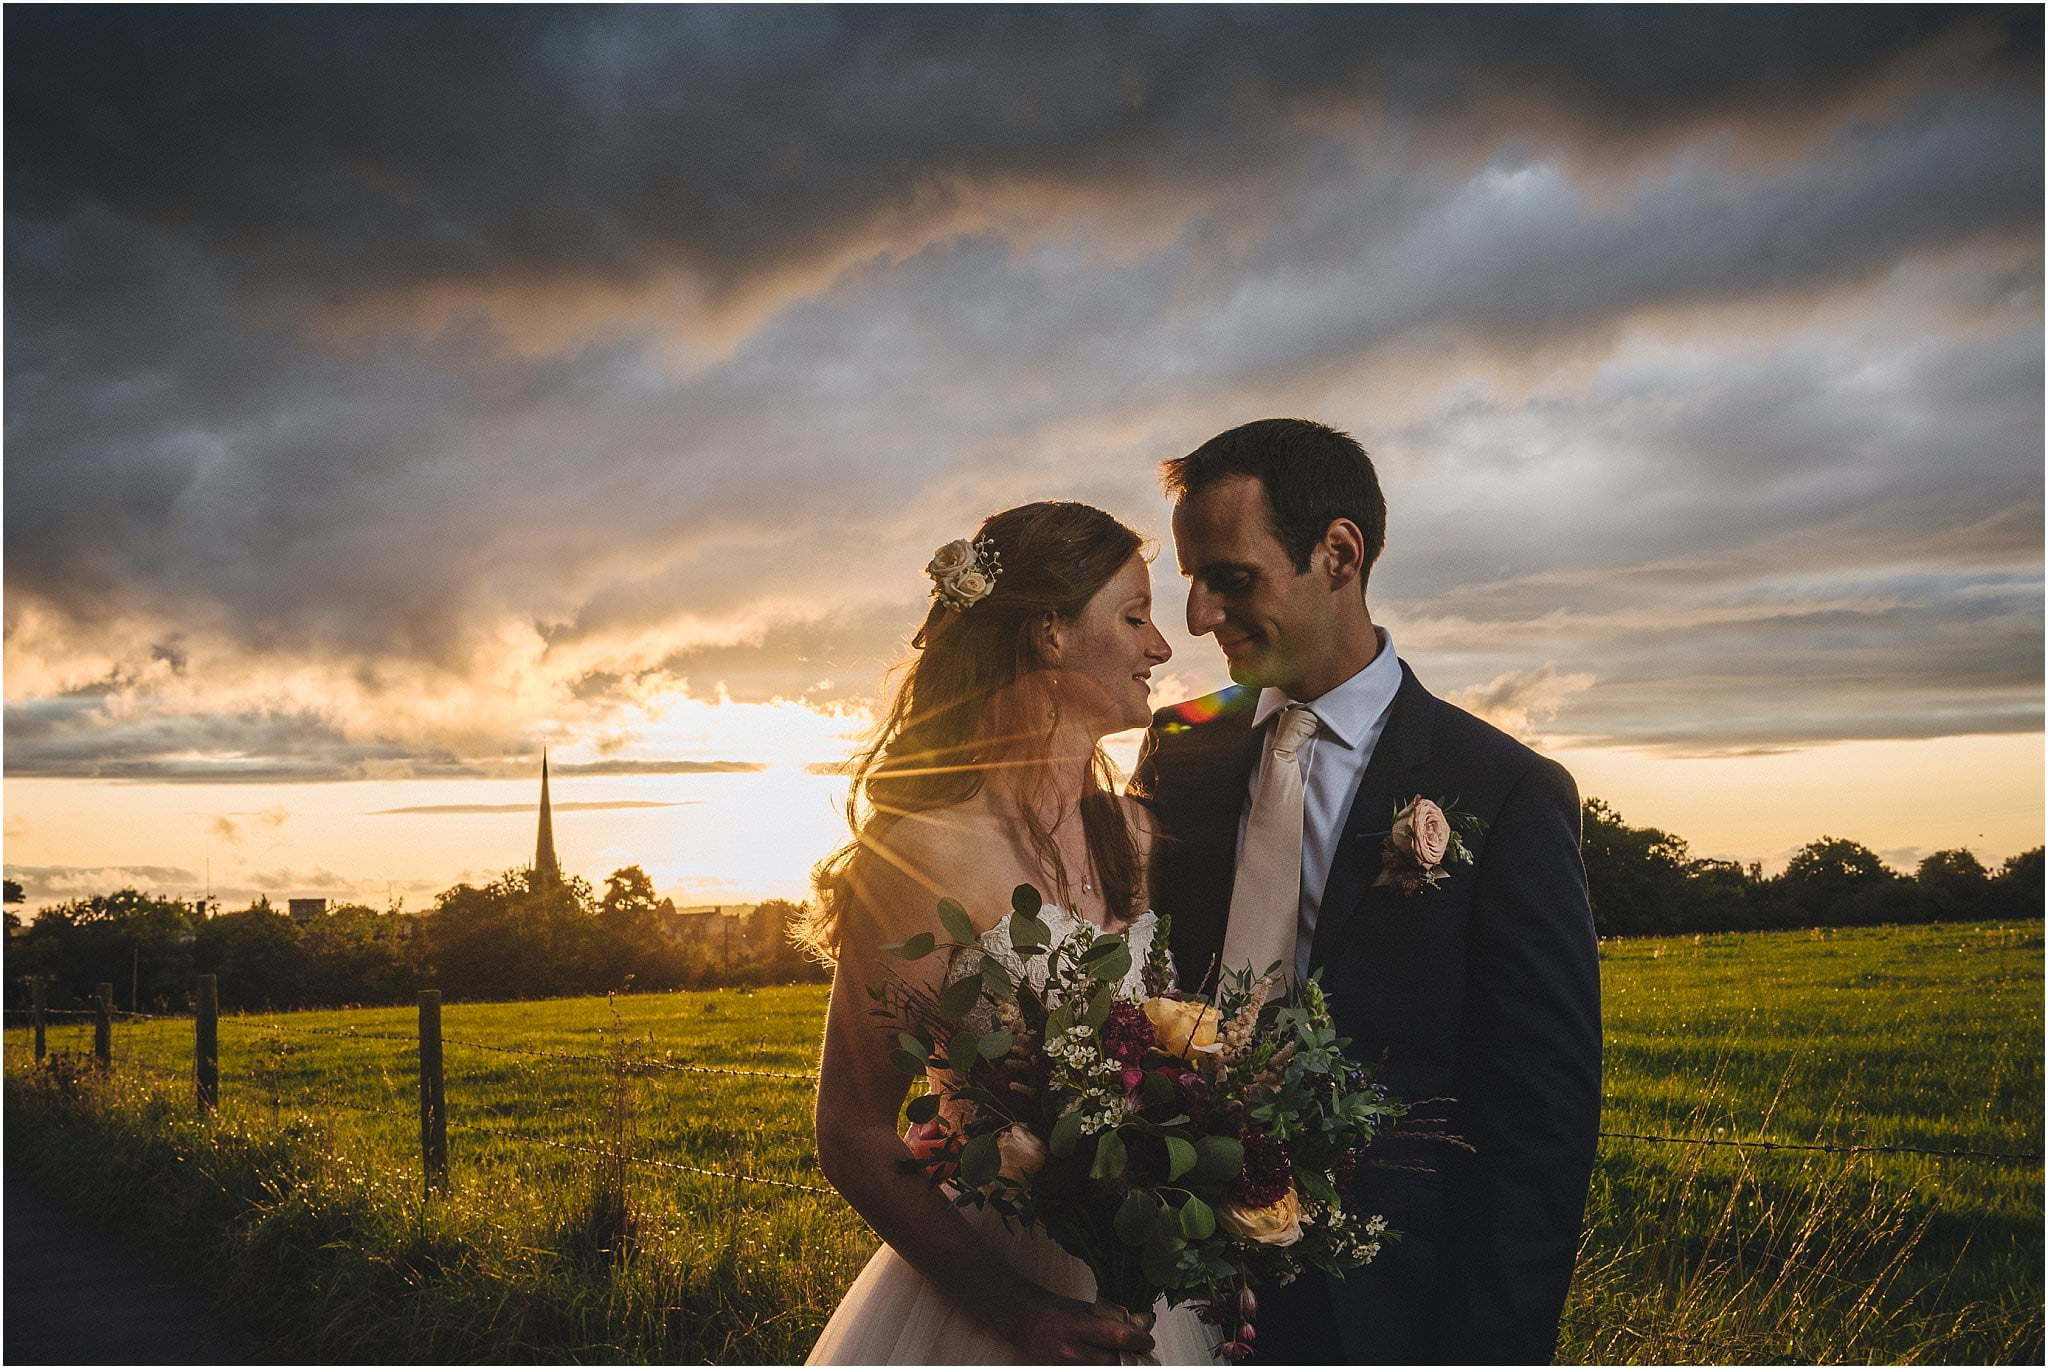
[{"x1": 534, "y1": 748, "x2": 561, "y2": 885}]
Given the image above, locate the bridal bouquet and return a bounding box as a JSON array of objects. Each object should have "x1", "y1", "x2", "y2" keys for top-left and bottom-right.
[{"x1": 870, "y1": 884, "x2": 1403, "y2": 1360}]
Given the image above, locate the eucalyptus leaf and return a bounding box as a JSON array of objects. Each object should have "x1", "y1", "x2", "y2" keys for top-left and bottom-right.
[
  {"x1": 1009, "y1": 913, "x2": 1050, "y2": 949},
  {"x1": 959, "y1": 1132, "x2": 1002, "y2": 1189},
  {"x1": 905, "y1": 1092, "x2": 940, "y2": 1125},
  {"x1": 1011, "y1": 883, "x2": 1044, "y2": 918},
  {"x1": 1077, "y1": 937, "x2": 1125, "y2": 965},
  {"x1": 1086, "y1": 942, "x2": 1133, "y2": 982},
  {"x1": 936, "y1": 898, "x2": 977, "y2": 946},
  {"x1": 890, "y1": 931, "x2": 938, "y2": 961},
  {"x1": 1164, "y1": 1136, "x2": 1198, "y2": 1181},
  {"x1": 890, "y1": 1047, "x2": 928, "y2": 1077},
  {"x1": 1115, "y1": 1191, "x2": 1159, "y2": 1247},
  {"x1": 1049, "y1": 1107, "x2": 1086, "y2": 1158},
  {"x1": 896, "y1": 1031, "x2": 928, "y2": 1058},
  {"x1": 1089, "y1": 1128, "x2": 1128, "y2": 1181},
  {"x1": 939, "y1": 973, "x2": 984, "y2": 1022},
  {"x1": 1178, "y1": 1195, "x2": 1216, "y2": 1240},
  {"x1": 977, "y1": 1030, "x2": 1013, "y2": 1060},
  {"x1": 946, "y1": 1029, "x2": 982, "y2": 1071},
  {"x1": 1188, "y1": 1134, "x2": 1244, "y2": 1186},
  {"x1": 978, "y1": 956, "x2": 1014, "y2": 997},
  {"x1": 1083, "y1": 983, "x2": 1114, "y2": 1030}
]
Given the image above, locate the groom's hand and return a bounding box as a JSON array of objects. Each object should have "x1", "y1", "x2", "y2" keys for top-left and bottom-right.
[{"x1": 1011, "y1": 1289, "x2": 1157, "y2": 1364}]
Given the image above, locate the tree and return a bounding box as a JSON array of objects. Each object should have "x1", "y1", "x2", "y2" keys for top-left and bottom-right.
[
  {"x1": 1915, "y1": 849, "x2": 1991, "y2": 921},
  {"x1": 194, "y1": 900, "x2": 310, "y2": 1009},
  {"x1": 1771, "y1": 837, "x2": 1906, "y2": 925},
  {"x1": 1580, "y1": 798, "x2": 1696, "y2": 935},
  {"x1": 298, "y1": 903, "x2": 415, "y2": 1005},
  {"x1": 601, "y1": 866, "x2": 659, "y2": 918},
  {"x1": 426, "y1": 867, "x2": 604, "y2": 1001},
  {"x1": 4, "y1": 879, "x2": 24, "y2": 904},
  {"x1": 1986, "y1": 847, "x2": 2044, "y2": 921},
  {"x1": 13, "y1": 888, "x2": 201, "y2": 1009}
]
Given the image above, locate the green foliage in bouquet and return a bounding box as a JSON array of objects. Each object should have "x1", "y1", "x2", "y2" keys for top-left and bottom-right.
[{"x1": 866, "y1": 884, "x2": 1405, "y2": 1357}]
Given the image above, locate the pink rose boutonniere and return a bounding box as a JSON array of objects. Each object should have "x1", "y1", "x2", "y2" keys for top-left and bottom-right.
[{"x1": 1372, "y1": 795, "x2": 1483, "y2": 894}]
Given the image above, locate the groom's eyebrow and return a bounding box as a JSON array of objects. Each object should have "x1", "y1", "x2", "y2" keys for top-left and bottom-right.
[{"x1": 1193, "y1": 559, "x2": 1258, "y2": 583}]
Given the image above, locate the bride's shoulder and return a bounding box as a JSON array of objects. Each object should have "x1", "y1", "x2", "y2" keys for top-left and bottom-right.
[{"x1": 843, "y1": 803, "x2": 1011, "y2": 938}]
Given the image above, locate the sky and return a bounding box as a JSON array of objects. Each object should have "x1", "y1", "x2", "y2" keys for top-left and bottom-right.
[{"x1": 4, "y1": 5, "x2": 2042, "y2": 915}]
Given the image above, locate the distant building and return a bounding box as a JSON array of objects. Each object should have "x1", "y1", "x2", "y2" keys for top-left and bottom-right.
[
  {"x1": 287, "y1": 898, "x2": 328, "y2": 923},
  {"x1": 659, "y1": 904, "x2": 758, "y2": 947},
  {"x1": 533, "y1": 749, "x2": 562, "y2": 885}
]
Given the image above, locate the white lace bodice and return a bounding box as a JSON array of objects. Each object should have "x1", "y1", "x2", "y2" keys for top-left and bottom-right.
[{"x1": 940, "y1": 906, "x2": 1162, "y2": 1034}]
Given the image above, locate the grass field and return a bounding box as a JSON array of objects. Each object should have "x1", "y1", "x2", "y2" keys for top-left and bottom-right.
[{"x1": 6, "y1": 920, "x2": 2042, "y2": 1363}]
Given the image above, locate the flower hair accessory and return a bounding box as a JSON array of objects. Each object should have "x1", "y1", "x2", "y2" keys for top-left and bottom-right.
[{"x1": 926, "y1": 536, "x2": 1002, "y2": 610}]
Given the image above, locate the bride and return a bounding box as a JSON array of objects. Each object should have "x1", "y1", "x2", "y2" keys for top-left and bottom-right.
[{"x1": 799, "y1": 501, "x2": 1216, "y2": 1365}]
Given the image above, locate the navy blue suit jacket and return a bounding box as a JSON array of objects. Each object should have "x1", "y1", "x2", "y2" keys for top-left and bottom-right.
[{"x1": 1132, "y1": 661, "x2": 1601, "y2": 1364}]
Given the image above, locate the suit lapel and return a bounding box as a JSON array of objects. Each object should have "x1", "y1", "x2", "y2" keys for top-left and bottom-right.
[{"x1": 1308, "y1": 661, "x2": 1435, "y2": 976}]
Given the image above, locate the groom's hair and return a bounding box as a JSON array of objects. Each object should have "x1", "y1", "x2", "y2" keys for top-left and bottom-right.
[{"x1": 1162, "y1": 418, "x2": 1386, "y2": 588}]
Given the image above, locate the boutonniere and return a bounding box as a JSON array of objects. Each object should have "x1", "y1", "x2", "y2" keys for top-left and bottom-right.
[{"x1": 1367, "y1": 796, "x2": 1485, "y2": 894}]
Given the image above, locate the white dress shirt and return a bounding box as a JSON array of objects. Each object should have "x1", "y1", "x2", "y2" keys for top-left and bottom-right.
[{"x1": 1236, "y1": 627, "x2": 1404, "y2": 984}]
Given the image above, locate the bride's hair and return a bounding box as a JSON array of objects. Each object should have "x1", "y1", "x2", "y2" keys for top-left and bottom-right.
[{"x1": 797, "y1": 501, "x2": 1145, "y2": 965}]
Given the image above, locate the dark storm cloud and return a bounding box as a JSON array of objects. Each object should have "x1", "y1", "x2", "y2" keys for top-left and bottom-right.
[
  {"x1": 6, "y1": 5, "x2": 2033, "y2": 319},
  {"x1": 3, "y1": 5, "x2": 2040, "y2": 774},
  {"x1": 1, "y1": 694, "x2": 481, "y2": 781}
]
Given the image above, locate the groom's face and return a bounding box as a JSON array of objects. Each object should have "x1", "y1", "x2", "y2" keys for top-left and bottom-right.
[{"x1": 1171, "y1": 475, "x2": 1330, "y2": 693}]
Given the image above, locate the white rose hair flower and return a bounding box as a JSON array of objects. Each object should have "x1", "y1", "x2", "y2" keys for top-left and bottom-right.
[{"x1": 927, "y1": 535, "x2": 1003, "y2": 610}]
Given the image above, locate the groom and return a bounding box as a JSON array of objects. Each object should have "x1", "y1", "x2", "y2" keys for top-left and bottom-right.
[{"x1": 1133, "y1": 419, "x2": 1601, "y2": 1365}]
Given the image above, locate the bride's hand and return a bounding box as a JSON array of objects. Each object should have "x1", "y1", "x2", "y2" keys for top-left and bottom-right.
[{"x1": 1005, "y1": 1287, "x2": 1156, "y2": 1364}]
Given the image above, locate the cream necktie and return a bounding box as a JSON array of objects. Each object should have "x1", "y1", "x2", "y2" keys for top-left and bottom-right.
[{"x1": 1222, "y1": 704, "x2": 1320, "y2": 990}]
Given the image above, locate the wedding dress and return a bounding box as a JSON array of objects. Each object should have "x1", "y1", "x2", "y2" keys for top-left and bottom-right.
[{"x1": 807, "y1": 906, "x2": 1220, "y2": 1365}]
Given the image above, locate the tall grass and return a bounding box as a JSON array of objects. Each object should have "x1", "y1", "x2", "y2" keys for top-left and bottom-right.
[{"x1": 5, "y1": 921, "x2": 2041, "y2": 1363}]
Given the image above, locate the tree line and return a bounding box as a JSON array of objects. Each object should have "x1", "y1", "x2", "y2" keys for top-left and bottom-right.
[
  {"x1": 1581, "y1": 798, "x2": 2042, "y2": 937},
  {"x1": 3, "y1": 865, "x2": 824, "y2": 1014},
  {"x1": 5, "y1": 798, "x2": 2041, "y2": 1011}
]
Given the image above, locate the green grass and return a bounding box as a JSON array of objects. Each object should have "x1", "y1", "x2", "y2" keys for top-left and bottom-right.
[{"x1": 6, "y1": 922, "x2": 2041, "y2": 1363}]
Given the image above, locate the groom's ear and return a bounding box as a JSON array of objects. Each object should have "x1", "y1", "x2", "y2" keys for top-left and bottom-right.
[{"x1": 1320, "y1": 518, "x2": 1367, "y2": 593}]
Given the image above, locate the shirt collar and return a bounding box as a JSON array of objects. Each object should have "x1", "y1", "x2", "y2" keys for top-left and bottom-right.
[{"x1": 1251, "y1": 627, "x2": 1401, "y2": 749}]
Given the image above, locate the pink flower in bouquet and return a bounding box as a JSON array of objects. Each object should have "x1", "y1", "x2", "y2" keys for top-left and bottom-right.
[
  {"x1": 1102, "y1": 1000, "x2": 1156, "y2": 1066},
  {"x1": 903, "y1": 1117, "x2": 957, "y2": 1182},
  {"x1": 1121, "y1": 1065, "x2": 1146, "y2": 1092}
]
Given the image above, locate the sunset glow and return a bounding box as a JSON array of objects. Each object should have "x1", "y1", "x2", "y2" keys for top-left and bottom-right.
[{"x1": 5, "y1": 8, "x2": 2041, "y2": 915}]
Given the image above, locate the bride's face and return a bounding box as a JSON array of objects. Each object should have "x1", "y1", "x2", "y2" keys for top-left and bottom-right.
[{"x1": 1050, "y1": 553, "x2": 1174, "y2": 735}]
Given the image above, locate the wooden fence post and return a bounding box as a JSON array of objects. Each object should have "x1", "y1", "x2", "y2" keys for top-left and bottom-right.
[
  {"x1": 93, "y1": 981, "x2": 112, "y2": 1067},
  {"x1": 195, "y1": 974, "x2": 219, "y2": 1113},
  {"x1": 31, "y1": 977, "x2": 46, "y2": 1063},
  {"x1": 418, "y1": 989, "x2": 448, "y2": 1192}
]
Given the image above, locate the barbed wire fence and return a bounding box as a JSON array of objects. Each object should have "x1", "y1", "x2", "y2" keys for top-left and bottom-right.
[
  {"x1": 5, "y1": 975, "x2": 2042, "y2": 1363},
  {"x1": 6, "y1": 979, "x2": 2041, "y2": 1200}
]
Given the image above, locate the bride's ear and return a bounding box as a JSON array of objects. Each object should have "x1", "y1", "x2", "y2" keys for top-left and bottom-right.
[{"x1": 1034, "y1": 612, "x2": 1067, "y2": 665}]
